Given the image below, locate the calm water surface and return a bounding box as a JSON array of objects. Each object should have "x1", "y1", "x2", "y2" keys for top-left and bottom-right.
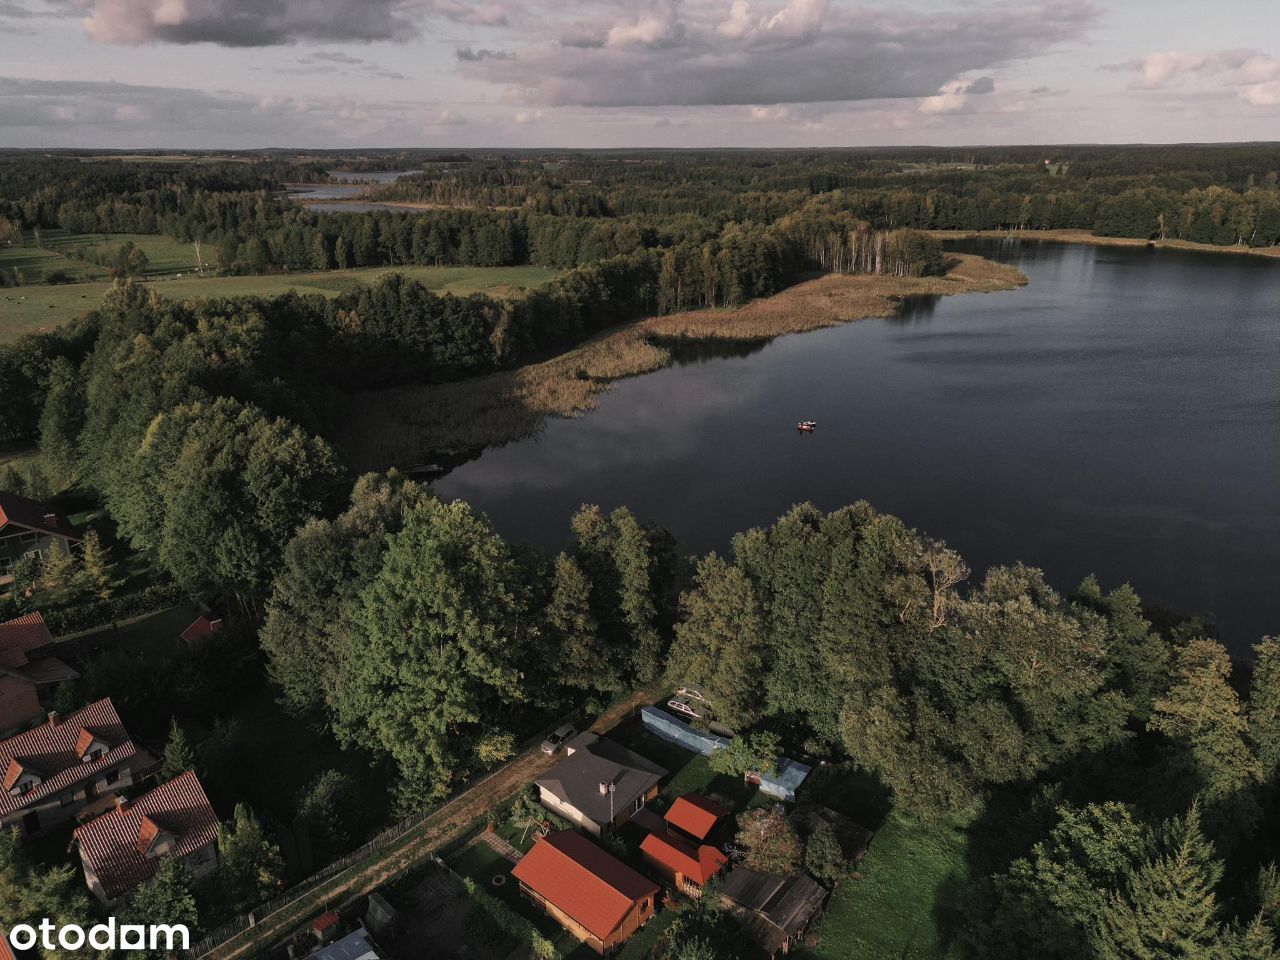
[{"x1": 435, "y1": 240, "x2": 1280, "y2": 652}]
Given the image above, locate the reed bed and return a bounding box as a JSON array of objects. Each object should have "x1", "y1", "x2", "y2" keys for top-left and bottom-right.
[{"x1": 338, "y1": 253, "x2": 1025, "y2": 469}]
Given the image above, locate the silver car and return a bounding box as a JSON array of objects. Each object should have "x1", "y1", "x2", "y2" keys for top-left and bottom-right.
[{"x1": 540, "y1": 723, "x2": 577, "y2": 755}]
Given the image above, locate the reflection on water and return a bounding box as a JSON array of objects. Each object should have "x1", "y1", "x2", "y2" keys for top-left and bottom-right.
[
  {"x1": 434, "y1": 239, "x2": 1280, "y2": 654},
  {"x1": 656, "y1": 336, "x2": 773, "y2": 365}
]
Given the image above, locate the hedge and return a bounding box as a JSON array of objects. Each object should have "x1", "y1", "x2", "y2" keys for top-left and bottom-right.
[
  {"x1": 460, "y1": 877, "x2": 557, "y2": 960},
  {"x1": 44, "y1": 582, "x2": 187, "y2": 635}
]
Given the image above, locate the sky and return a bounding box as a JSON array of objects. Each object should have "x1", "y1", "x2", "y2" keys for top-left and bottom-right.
[{"x1": 1, "y1": 0, "x2": 1279, "y2": 148}]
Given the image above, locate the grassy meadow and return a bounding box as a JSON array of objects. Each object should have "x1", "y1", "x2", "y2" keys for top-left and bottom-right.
[{"x1": 0, "y1": 231, "x2": 556, "y2": 343}]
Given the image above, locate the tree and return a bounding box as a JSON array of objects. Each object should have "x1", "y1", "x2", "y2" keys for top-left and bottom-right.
[
  {"x1": 160, "y1": 719, "x2": 198, "y2": 783},
  {"x1": 126, "y1": 859, "x2": 199, "y2": 959},
  {"x1": 0, "y1": 216, "x2": 19, "y2": 247},
  {"x1": 736, "y1": 806, "x2": 802, "y2": 875},
  {"x1": 217, "y1": 803, "x2": 285, "y2": 915},
  {"x1": 76, "y1": 529, "x2": 117, "y2": 600},
  {"x1": 1249, "y1": 637, "x2": 1280, "y2": 783},
  {"x1": 38, "y1": 537, "x2": 77, "y2": 597},
  {"x1": 804, "y1": 822, "x2": 849, "y2": 885},
  {"x1": 709, "y1": 731, "x2": 781, "y2": 778},
  {"x1": 333, "y1": 499, "x2": 532, "y2": 807},
  {"x1": 1150, "y1": 640, "x2": 1261, "y2": 841},
  {"x1": 37, "y1": 355, "x2": 83, "y2": 487},
  {"x1": 668, "y1": 554, "x2": 767, "y2": 729},
  {"x1": 1095, "y1": 805, "x2": 1225, "y2": 960},
  {"x1": 0, "y1": 828, "x2": 95, "y2": 959},
  {"x1": 545, "y1": 553, "x2": 618, "y2": 695},
  {"x1": 297, "y1": 770, "x2": 359, "y2": 866}
]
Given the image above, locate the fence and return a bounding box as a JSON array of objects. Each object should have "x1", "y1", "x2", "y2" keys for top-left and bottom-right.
[{"x1": 186, "y1": 706, "x2": 581, "y2": 959}]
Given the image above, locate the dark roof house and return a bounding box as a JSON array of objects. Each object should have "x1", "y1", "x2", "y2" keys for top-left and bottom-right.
[
  {"x1": 511, "y1": 830, "x2": 659, "y2": 954},
  {"x1": 73, "y1": 770, "x2": 219, "y2": 903},
  {"x1": 0, "y1": 493, "x2": 80, "y2": 543},
  {"x1": 534, "y1": 733, "x2": 667, "y2": 836},
  {"x1": 719, "y1": 867, "x2": 829, "y2": 957}
]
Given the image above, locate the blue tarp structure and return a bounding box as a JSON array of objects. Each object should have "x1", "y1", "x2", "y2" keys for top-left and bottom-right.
[
  {"x1": 754, "y1": 757, "x2": 812, "y2": 802},
  {"x1": 640, "y1": 705, "x2": 731, "y2": 756}
]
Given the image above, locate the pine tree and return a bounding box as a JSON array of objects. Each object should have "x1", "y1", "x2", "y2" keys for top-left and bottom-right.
[
  {"x1": 39, "y1": 537, "x2": 77, "y2": 597},
  {"x1": 1249, "y1": 637, "x2": 1280, "y2": 783},
  {"x1": 217, "y1": 803, "x2": 285, "y2": 914},
  {"x1": 1095, "y1": 805, "x2": 1224, "y2": 960},
  {"x1": 160, "y1": 719, "x2": 198, "y2": 783},
  {"x1": 77, "y1": 529, "x2": 117, "y2": 600},
  {"x1": 546, "y1": 553, "x2": 618, "y2": 694},
  {"x1": 37, "y1": 356, "x2": 83, "y2": 487},
  {"x1": 126, "y1": 859, "x2": 199, "y2": 960}
]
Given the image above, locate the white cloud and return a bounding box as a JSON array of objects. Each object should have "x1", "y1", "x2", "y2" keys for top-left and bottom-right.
[{"x1": 1117, "y1": 48, "x2": 1280, "y2": 109}]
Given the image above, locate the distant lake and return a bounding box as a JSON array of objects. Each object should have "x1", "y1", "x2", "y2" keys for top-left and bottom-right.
[
  {"x1": 434, "y1": 240, "x2": 1280, "y2": 654},
  {"x1": 287, "y1": 170, "x2": 419, "y2": 208}
]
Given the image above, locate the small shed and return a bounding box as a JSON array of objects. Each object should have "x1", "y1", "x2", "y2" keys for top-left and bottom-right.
[
  {"x1": 639, "y1": 706, "x2": 730, "y2": 757},
  {"x1": 749, "y1": 758, "x2": 812, "y2": 802}
]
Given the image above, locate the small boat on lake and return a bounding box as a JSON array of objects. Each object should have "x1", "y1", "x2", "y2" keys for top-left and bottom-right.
[{"x1": 797, "y1": 420, "x2": 817, "y2": 433}]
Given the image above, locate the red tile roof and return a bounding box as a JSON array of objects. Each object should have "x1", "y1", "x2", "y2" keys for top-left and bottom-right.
[
  {"x1": 312, "y1": 912, "x2": 340, "y2": 935},
  {"x1": 664, "y1": 795, "x2": 729, "y2": 841},
  {"x1": 640, "y1": 831, "x2": 727, "y2": 885},
  {"x1": 73, "y1": 771, "x2": 218, "y2": 900},
  {"x1": 0, "y1": 698, "x2": 138, "y2": 818},
  {"x1": 0, "y1": 494, "x2": 79, "y2": 541},
  {"x1": 511, "y1": 830, "x2": 658, "y2": 942},
  {"x1": 0, "y1": 613, "x2": 54, "y2": 670},
  {"x1": 0, "y1": 930, "x2": 15, "y2": 960}
]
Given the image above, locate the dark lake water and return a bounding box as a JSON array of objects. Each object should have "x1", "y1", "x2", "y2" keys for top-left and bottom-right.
[
  {"x1": 287, "y1": 170, "x2": 419, "y2": 209},
  {"x1": 434, "y1": 239, "x2": 1280, "y2": 654}
]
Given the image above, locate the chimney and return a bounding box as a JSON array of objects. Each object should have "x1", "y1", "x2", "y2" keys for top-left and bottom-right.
[
  {"x1": 114, "y1": 795, "x2": 129, "y2": 814},
  {"x1": 47, "y1": 711, "x2": 61, "y2": 727},
  {"x1": 599, "y1": 781, "x2": 609, "y2": 796}
]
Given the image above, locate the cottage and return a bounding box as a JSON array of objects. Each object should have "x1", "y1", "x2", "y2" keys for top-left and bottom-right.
[
  {"x1": 180, "y1": 614, "x2": 223, "y2": 649},
  {"x1": 640, "y1": 831, "x2": 727, "y2": 895},
  {"x1": 0, "y1": 612, "x2": 79, "y2": 734},
  {"x1": 0, "y1": 698, "x2": 150, "y2": 837},
  {"x1": 73, "y1": 770, "x2": 219, "y2": 904},
  {"x1": 534, "y1": 733, "x2": 667, "y2": 837},
  {"x1": 511, "y1": 830, "x2": 659, "y2": 956},
  {"x1": 663, "y1": 794, "x2": 729, "y2": 843},
  {"x1": 719, "y1": 867, "x2": 828, "y2": 956},
  {"x1": 0, "y1": 493, "x2": 80, "y2": 585}
]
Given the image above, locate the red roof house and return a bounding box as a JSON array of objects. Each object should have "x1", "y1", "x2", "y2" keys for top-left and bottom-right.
[
  {"x1": 0, "y1": 612, "x2": 78, "y2": 734},
  {"x1": 73, "y1": 770, "x2": 219, "y2": 903},
  {"x1": 640, "y1": 830, "x2": 727, "y2": 891},
  {"x1": 511, "y1": 830, "x2": 658, "y2": 955},
  {"x1": 663, "y1": 794, "x2": 729, "y2": 842},
  {"x1": 0, "y1": 698, "x2": 148, "y2": 838},
  {"x1": 180, "y1": 614, "x2": 224, "y2": 648}
]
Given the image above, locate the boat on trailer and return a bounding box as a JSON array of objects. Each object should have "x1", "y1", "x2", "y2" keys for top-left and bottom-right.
[{"x1": 797, "y1": 420, "x2": 817, "y2": 433}]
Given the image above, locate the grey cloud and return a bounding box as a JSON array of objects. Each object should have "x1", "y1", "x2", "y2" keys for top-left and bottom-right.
[
  {"x1": 461, "y1": 0, "x2": 1096, "y2": 107},
  {"x1": 456, "y1": 47, "x2": 513, "y2": 61},
  {"x1": 964, "y1": 76, "x2": 995, "y2": 95},
  {"x1": 295, "y1": 50, "x2": 409, "y2": 79}
]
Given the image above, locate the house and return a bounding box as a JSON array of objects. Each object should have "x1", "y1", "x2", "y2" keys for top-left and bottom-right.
[
  {"x1": 534, "y1": 733, "x2": 667, "y2": 837},
  {"x1": 180, "y1": 614, "x2": 223, "y2": 649},
  {"x1": 718, "y1": 867, "x2": 829, "y2": 957},
  {"x1": 308, "y1": 927, "x2": 385, "y2": 960},
  {"x1": 511, "y1": 830, "x2": 659, "y2": 956},
  {"x1": 0, "y1": 612, "x2": 79, "y2": 734},
  {"x1": 640, "y1": 831, "x2": 727, "y2": 895},
  {"x1": 73, "y1": 770, "x2": 219, "y2": 904},
  {"x1": 663, "y1": 794, "x2": 729, "y2": 843},
  {"x1": 0, "y1": 698, "x2": 150, "y2": 838},
  {"x1": 0, "y1": 493, "x2": 80, "y2": 585}
]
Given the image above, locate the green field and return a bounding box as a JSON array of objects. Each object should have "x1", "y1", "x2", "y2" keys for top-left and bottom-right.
[
  {"x1": 800, "y1": 812, "x2": 970, "y2": 960},
  {"x1": 0, "y1": 243, "x2": 557, "y2": 344}
]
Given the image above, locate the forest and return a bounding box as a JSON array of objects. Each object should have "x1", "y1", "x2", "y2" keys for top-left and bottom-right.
[{"x1": 2, "y1": 145, "x2": 1279, "y2": 959}]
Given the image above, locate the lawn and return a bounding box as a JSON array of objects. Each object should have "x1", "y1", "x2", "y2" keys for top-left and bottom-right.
[
  {"x1": 0, "y1": 254, "x2": 558, "y2": 343},
  {"x1": 607, "y1": 719, "x2": 763, "y2": 813},
  {"x1": 797, "y1": 811, "x2": 970, "y2": 960}
]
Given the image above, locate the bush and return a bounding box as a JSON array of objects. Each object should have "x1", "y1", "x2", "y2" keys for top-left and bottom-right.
[
  {"x1": 460, "y1": 877, "x2": 556, "y2": 960},
  {"x1": 804, "y1": 822, "x2": 849, "y2": 885},
  {"x1": 42, "y1": 582, "x2": 186, "y2": 634}
]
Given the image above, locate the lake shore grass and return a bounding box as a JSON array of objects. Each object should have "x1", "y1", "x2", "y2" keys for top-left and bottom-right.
[
  {"x1": 930, "y1": 228, "x2": 1280, "y2": 260},
  {"x1": 338, "y1": 252, "x2": 1026, "y2": 469}
]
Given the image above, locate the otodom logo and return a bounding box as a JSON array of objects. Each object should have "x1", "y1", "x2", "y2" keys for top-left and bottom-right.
[{"x1": 5, "y1": 919, "x2": 190, "y2": 954}]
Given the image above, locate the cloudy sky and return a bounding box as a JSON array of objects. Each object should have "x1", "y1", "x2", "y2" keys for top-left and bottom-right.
[{"x1": 2, "y1": 0, "x2": 1279, "y2": 148}]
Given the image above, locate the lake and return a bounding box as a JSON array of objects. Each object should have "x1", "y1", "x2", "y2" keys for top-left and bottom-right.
[
  {"x1": 287, "y1": 169, "x2": 419, "y2": 209},
  {"x1": 433, "y1": 239, "x2": 1280, "y2": 654}
]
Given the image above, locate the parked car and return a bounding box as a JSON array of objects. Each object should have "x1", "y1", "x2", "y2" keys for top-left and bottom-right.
[
  {"x1": 667, "y1": 696, "x2": 705, "y2": 720},
  {"x1": 540, "y1": 723, "x2": 577, "y2": 755}
]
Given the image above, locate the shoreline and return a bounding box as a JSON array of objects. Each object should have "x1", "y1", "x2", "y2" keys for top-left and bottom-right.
[
  {"x1": 337, "y1": 252, "x2": 1027, "y2": 470},
  {"x1": 930, "y1": 228, "x2": 1280, "y2": 260}
]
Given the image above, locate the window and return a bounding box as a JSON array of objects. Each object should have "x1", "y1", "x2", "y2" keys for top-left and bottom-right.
[
  {"x1": 632, "y1": 794, "x2": 646, "y2": 815},
  {"x1": 14, "y1": 781, "x2": 33, "y2": 796},
  {"x1": 103, "y1": 767, "x2": 120, "y2": 786},
  {"x1": 84, "y1": 748, "x2": 104, "y2": 763}
]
